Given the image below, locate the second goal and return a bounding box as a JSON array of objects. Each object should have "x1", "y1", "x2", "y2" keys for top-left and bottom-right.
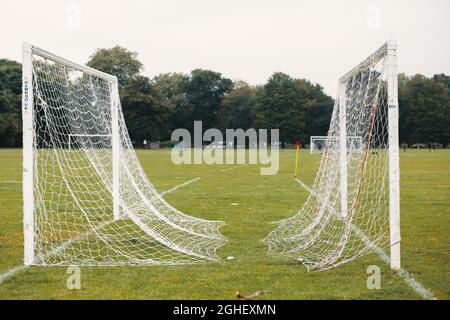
[{"x1": 265, "y1": 40, "x2": 401, "y2": 271}]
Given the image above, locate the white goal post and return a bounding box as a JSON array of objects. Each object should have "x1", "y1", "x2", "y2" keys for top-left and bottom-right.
[
  {"x1": 22, "y1": 43, "x2": 227, "y2": 266},
  {"x1": 265, "y1": 40, "x2": 400, "y2": 270}
]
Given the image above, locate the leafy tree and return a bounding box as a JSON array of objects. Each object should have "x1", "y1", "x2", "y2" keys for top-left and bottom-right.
[
  {"x1": 399, "y1": 74, "x2": 450, "y2": 147},
  {"x1": 433, "y1": 73, "x2": 450, "y2": 95},
  {"x1": 219, "y1": 80, "x2": 256, "y2": 130},
  {"x1": 87, "y1": 46, "x2": 143, "y2": 88},
  {"x1": 254, "y1": 72, "x2": 333, "y2": 144},
  {"x1": 254, "y1": 73, "x2": 303, "y2": 142},
  {"x1": 300, "y1": 80, "x2": 333, "y2": 144},
  {"x1": 152, "y1": 73, "x2": 187, "y2": 134},
  {"x1": 121, "y1": 75, "x2": 173, "y2": 144},
  {"x1": 181, "y1": 69, "x2": 232, "y2": 131},
  {"x1": 0, "y1": 46, "x2": 448, "y2": 150},
  {"x1": 87, "y1": 47, "x2": 175, "y2": 144},
  {"x1": 0, "y1": 59, "x2": 22, "y2": 147}
]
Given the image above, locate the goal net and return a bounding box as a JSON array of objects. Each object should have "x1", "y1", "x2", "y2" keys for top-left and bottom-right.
[
  {"x1": 22, "y1": 43, "x2": 227, "y2": 266},
  {"x1": 310, "y1": 136, "x2": 363, "y2": 154},
  {"x1": 264, "y1": 41, "x2": 400, "y2": 271}
]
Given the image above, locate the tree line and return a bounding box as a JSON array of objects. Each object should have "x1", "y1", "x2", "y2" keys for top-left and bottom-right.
[{"x1": 0, "y1": 47, "x2": 449, "y2": 147}]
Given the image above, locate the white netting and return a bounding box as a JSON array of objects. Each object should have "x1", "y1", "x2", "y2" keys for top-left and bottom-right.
[
  {"x1": 265, "y1": 44, "x2": 393, "y2": 270},
  {"x1": 30, "y1": 47, "x2": 226, "y2": 266},
  {"x1": 310, "y1": 136, "x2": 363, "y2": 154}
]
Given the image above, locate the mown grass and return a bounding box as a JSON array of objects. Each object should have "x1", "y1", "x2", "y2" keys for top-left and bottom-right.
[{"x1": 0, "y1": 148, "x2": 448, "y2": 299}]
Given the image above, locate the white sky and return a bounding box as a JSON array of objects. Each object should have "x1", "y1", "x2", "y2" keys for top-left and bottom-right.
[{"x1": 1, "y1": 0, "x2": 449, "y2": 96}]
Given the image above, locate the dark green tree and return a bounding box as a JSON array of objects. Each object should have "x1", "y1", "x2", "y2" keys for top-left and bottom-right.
[
  {"x1": 121, "y1": 75, "x2": 173, "y2": 144},
  {"x1": 254, "y1": 73, "x2": 303, "y2": 142},
  {"x1": 301, "y1": 81, "x2": 334, "y2": 144},
  {"x1": 399, "y1": 74, "x2": 450, "y2": 147},
  {"x1": 254, "y1": 72, "x2": 333, "y2": 144},
  {"x1": 87, "y1": 46, "x2": 143, "y2": 89},
  {"x1": 87, "y1": 46, "x2": 176, "y2": 144},
  {"x1": 433, "y1": 73, "x2": 450, "y2": 95},
  {"x1": 219, "y1": 80, "x2": 256, "y2": 130},
  {"x1": 181, "y1": 69, "x2": 232, "y2": 131},
  {"x1": 152, "y1": 73, "x2": 187, "y2": 134},
  {"x1": 0, "y1": 59, "x2": 22, "y2": 147}
]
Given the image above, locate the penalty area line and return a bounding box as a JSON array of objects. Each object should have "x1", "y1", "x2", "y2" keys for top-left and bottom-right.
[
  {"x1": 0, "y1": 176, "x2": 201, "y2": 285},
  {"x1": 160, "y1": 177, "x2": 201, "y2": 196},
  {"x1": 0, "y1": 265, "x2": 27, "y2": 285},
  {"x1": 293, "y1": 177, "x2": 437, "y2": 300}
]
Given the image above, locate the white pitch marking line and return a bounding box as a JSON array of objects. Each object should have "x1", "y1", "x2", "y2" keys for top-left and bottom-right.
[
  {"x1": 0, "y1": 180, "x2": 21, "y2": 184},
  {"x1": 160, "y1": 177, "x2": 201, "y2": 196},
  {"x1": 293, "y1": 177, "x2": 437, "y2": 300},
  {"x1": 0, "y1": 177, "x2": 201, "y2": 285},
  {"x1": 0, "y1": 265, "x2": 27, "y2": 284},
  {"x1": 220, "y1": 164, "x2": 245, "y2": 172}
]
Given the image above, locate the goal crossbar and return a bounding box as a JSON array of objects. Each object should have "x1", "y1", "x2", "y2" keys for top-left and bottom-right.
[
  {"x1": 31, "y1": 45, "x2": 117, "y2": 82},
  {"x1": 339, "y1": 41, "x2": 390, "y2": 83}
]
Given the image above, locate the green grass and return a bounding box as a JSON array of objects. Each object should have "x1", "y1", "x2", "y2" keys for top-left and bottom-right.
[{"x1": 0, "y1": 148, "x2": 448, "y2": 299}]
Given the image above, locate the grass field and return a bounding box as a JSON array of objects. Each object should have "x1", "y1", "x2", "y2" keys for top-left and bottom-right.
[{"x1": 0, "y1": 148, "x2": 448, "y2": 299}]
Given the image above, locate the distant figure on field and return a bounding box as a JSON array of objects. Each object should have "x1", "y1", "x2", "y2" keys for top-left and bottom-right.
[{"x1": 402, "y1": 143, "x2": 407, "y2": 152}]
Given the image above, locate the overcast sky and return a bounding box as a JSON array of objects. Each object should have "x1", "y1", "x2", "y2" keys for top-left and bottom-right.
[{"x1": 1, "y1": 0, "x2": 449, "y2": 96}]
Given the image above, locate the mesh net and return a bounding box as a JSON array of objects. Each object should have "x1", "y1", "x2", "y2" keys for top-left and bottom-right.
[
  {"x1": 30, "y1": 47, "x2": 226, "y2": 266},
  {"x1": 310, "y1": 136, "x2": 363, "y2": 154},
  {"x1": 265, "y1": 44, "x2": 392, "y2": 270}
]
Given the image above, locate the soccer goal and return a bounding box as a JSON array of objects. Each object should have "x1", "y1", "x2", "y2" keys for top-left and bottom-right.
[
  {"x1": 310, "y1": 136, "x2": 363, "y2": 154},
  {"x1": 265, "y1": 40, "x2": 400, "y2": 271},
  {"x1": 22, "y1": 43, "x2": 227, "y2": 266}
]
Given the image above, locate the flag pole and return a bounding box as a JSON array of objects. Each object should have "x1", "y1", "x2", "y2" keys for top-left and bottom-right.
[{"x1": 294, "y1": 140, "x2": 301, "y2": 178}]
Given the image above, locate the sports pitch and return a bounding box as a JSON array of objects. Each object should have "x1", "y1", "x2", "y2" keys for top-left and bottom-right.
[{"x1": 0, "y1": 148, "x2": 448, "y2": 299}]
